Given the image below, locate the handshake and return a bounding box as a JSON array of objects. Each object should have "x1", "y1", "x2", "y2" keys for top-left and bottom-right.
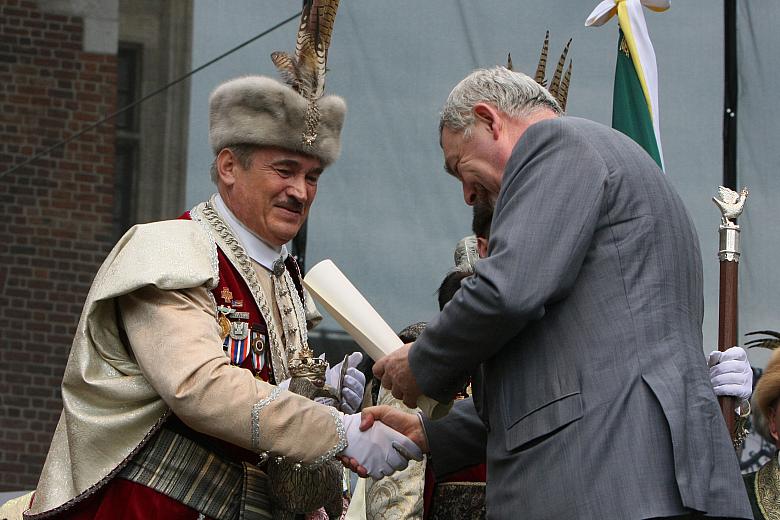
[
  {"x1": 323, "y1": 352, "x2": 425, "y2": 480},
  {"x1": 337, "y1": 406, "x2": 426, "y2": 480}
]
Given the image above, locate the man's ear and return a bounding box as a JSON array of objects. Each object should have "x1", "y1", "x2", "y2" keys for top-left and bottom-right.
[
  {"x1": 216, "y1": 148, "x2": 238, "y2": 186},
  {"x1": 477, "y1": 236, "x2": 489, "y2": 258},
  {"x1": 770, "y1": 407, "x2": 780, "y2": 443},
  {"x1": 473, "y1": 103, "x2": 501, "y2": 140}
]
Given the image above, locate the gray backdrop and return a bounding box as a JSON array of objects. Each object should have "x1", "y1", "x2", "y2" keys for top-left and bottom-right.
[
  {"x1": 736, "y1": 1, "x2": 780, "y2": 367},
  {"x1": 186, "y1": 1, "x2": 778, "y2": 366}
]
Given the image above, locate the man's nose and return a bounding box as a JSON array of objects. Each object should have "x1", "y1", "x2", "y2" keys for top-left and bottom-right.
[{"x1": 286, "y1": 175, "x2": 307, "y2": 203}]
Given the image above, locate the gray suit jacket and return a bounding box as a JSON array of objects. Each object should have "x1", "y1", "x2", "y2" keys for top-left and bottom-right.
[{"x1": 411, "y1": 117, "x2": 752, "y2": 519}]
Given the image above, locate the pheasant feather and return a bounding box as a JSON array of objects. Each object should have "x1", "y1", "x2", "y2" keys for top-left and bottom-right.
[
  {"x1": 549, "y1": 38, "x2": 572, "y2": 100},
  {"x1": 534, "y1": 31, "x2": 549, "y2": 87},
  {"x1": 746, "y1": 330, "x2": 780, "y2": 351},
  {"x1": 272, "y1": 0, "x2": 341, "y2": 146},
  {"x1": 559, "y1": 60, "x2": 572, "y2": 112},
  {"x1": 524, "y1": 32, "x2": 573, "y2": 111}
]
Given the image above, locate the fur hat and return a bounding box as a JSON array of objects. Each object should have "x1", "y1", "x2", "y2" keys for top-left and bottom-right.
[
  {"x1": 208, "y1": 75, "x2": 346, "y2": 166},
  {"x1": 754, "y1": 348, "x2": 780, "y2": 430}
]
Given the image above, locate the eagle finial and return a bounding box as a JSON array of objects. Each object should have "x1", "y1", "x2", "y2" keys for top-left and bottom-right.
[{"x1": 713, "y1": 186, "x2": 748, "y2": 225}]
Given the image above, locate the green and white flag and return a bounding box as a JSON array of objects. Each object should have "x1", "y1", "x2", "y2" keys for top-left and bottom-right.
[{"x1": 586, "y1": 0, "x2": 669, "y2": 170}]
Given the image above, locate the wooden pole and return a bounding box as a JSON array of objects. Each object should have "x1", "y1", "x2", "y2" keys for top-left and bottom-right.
[
  {"x1": 713, "y1": 186, "x2": 748, "y2": 448},
  {"x1": 717, "y1": 260, "x2": 738, "y2": 438}
]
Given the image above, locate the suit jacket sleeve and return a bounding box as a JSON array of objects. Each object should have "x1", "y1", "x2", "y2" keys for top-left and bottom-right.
[
  {"x1": 118, "y1": 284, "x2": 346, "y2": 465},
  {"x1": 424, "y1": 397, "x2": 487, "y2": 478},
  {"x1": 410, "y1": 119, "x2": 608, "y2": 401}
]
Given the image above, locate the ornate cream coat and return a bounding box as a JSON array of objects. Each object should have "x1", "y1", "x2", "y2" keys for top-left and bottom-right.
[
  {"x1": 27, "y1": 201, "x2": 345, "y2": 517},
  {"x1": 364, "y1": 388, "x2": 426, "y2": 520}
]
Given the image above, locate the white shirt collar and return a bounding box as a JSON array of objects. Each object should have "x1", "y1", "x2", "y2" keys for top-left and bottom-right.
[{"x1": 212, "y1": 193, "x2": 288, "y2": 271}]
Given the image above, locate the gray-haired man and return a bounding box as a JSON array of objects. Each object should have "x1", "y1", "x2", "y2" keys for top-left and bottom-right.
[{"x1": 370, "y1": 66, "x2": 752, "y2": 519}]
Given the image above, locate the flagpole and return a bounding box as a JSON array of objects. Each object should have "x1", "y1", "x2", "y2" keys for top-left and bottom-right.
[
  {"x1": 585, "y1": 0, "x2": 670, "y2": 170},
  {"x1": 723, "y1": 0, "x2": 738, "y2": 190},
  {"x1": 719, "y1": 0, "x2": 742, "y2": 449}
]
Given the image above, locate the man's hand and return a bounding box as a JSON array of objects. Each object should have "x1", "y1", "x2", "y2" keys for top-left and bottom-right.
[
  {"x1": 360, "y1": 405, "x2": 429, "y2": 453},
  {"x1": 325, "y1": 352, "x2": 366, "y2": 414},
  {"x1": 373, "y1": 343, "x2": 422, "y2": 408},
  {"x1": 708, "y1": 346, "x2": 753, "y2": 401},
  {"x1": 337, "y1": 413, "x2": 423, "y2": 480}
]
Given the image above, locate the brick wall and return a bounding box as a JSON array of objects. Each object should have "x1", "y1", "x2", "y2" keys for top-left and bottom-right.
[{"x1": 0, "y1": 0, "x2": 117, "y2": 490}]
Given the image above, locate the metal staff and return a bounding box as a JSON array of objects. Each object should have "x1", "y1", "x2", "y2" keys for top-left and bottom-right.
[{"x1": 713, "y1": 185, "x2": 749, "y2": 448}]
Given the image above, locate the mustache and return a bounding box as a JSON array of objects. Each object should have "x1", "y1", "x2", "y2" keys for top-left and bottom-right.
[{"x1": 275, "y1": 197, "x2": 305, "y2": 214}]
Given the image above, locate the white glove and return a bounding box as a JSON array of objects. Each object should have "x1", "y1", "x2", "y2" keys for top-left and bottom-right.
[
  {"x1": 325, "y1": 352, "x2": 366, "y2": 414},
  {"x1": 339, "y1": 413, "x2": 423, "y2": 480},
  {"x1": 708, "y1": 346, "x2": 753, "y2": 401}
]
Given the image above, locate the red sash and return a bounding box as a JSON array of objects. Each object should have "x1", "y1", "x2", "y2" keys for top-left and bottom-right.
[{"x1": 179, "y1": 210, "x2": 307, "y2": 384}]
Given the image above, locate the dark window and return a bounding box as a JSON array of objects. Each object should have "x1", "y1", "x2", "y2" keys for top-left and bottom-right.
[
  {"x1": 113, "y1": 140, "x2": 137, "y2": 239},
  {"x1": 114, "y1": 43, "x2": 142, "y2": 239},
  {"x1": 116, "y1": 45, "x2": 141, "y2": 131}
]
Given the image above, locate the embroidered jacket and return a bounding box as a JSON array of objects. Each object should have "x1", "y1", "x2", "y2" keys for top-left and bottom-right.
[{"x1": 26, "y1": 200, "x2": 345, "y2": 518}]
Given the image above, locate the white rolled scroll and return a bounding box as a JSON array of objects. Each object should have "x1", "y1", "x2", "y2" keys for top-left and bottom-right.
[{"x1": 303, "y1": 259, "x2": 452, "y2": 419}]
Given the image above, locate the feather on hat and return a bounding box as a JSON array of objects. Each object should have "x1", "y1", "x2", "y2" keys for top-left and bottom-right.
[
  {"x1": 208, "y1": 0, "x2": 345, "y2": 166},
  {"x1": 507, "y1": 31, "x2": 573, "y2": 112}
]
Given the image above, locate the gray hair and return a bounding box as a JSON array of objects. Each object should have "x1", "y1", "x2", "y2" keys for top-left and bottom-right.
[
  {"x1": 439, "y1": 66, "x2": 562, "y2": 138},
  {"x1": 209, "y1": 143, "x2": 258, "y2": 183}
]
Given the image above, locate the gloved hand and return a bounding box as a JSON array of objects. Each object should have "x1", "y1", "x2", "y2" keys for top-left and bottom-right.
[
  {"x1": 708, "y1": 346, "x2": 753, "y2": 401},
  {"x1": 339, "y1": 413, "x2": 423, "y2": 480},
  {"x1": 325, "y1": 352, "x2": 366, "y2": 414}
]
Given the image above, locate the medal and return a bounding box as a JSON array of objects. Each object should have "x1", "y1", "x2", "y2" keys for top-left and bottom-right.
[
  {"x1": 218, "y1": 314, "x2": 231, "y2": 340},
  {"x1": 229, "y1": 321, "x2": 249, "y2": 340},
  {"x1": 220, "y1": 286, "x2": 233, "y2": 303},
  {"x1": 216, "y1": 305, "x2": 233, "y2": 340},
  {"x1": 250, "y1": 328, "x2": 267, "y2": 371},
  {"x1": 251, "y1": 330, "x2": 266, "y2": 355}
]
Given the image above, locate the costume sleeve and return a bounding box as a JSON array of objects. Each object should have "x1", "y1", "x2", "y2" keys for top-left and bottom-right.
[
  {"x1": 423, "y1": 398, "x2": 487, "y2": 478},
  {"x1": 118, "y1": 284, "x2": 346, "y2": 465},
  {"x1": 364, "y1": 388, "x2": 426, "y2": 520},
  {"x1": 410, "y1": 119, "x2": 608, "y2": 401}
]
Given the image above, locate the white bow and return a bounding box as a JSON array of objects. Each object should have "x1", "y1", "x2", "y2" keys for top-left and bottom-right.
[{"x1": 585, "y1": 0, "x2": 670, "y2": 27}]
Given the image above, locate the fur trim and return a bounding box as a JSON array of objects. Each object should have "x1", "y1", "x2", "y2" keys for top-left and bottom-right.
[
  {"x1": 209, "y1": 76, "x2": 346, "y2": 166},
  {"x1": 755, "y1": 348, "x2": 780, "y2": 424}
]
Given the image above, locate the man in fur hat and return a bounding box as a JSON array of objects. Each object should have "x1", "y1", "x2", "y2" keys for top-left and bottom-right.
[{"x1": 12, "y1": 72, "x2": 422, "y2": 520}]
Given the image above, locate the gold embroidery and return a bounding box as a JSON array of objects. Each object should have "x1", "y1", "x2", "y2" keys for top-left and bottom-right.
[
  {"x1": 619, "y1": 36, "x2": 630, "y2": 58},
  {"x1": 756, "y1": 455, "x2": 780, "y2": 520},
  {"x1": 365, "y1": 389, "x2": 426, "y2": 519},
  {"x1": 217, "y1": 314, "x2": 231, "y2": 340}
]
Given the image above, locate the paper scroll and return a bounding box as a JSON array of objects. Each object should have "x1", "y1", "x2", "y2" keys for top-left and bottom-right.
[{"x1": 303, "y1": 259, "x2": 452, "y2": 419}]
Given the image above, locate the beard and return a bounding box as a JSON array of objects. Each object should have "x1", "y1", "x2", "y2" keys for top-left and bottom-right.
[
  {"x1": 474, "y1": 186, "x2": 495, "y2": 211},
  {"x1": 471, "y1": 185, "x2": 495, "y2": 239}
]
